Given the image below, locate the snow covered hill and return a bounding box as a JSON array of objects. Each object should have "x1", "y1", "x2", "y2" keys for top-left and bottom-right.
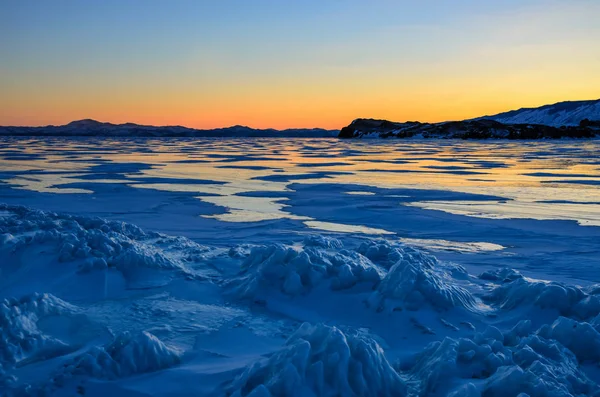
[
  {"x1": 479, "y1": 99, "x2": 600, "y2": 127},
  {"x1": 0, "y1": 119, "x2": 339, "y2": 138},
  {"x1": 339, "y1": 118, "x2": 599, "y2": 139}
]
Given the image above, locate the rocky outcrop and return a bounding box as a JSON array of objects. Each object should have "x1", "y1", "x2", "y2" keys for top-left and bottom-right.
[{"x1": 339, "y1": 118, "x2": 599, "y2": 139}]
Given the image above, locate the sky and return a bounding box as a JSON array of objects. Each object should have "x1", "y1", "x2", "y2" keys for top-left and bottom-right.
[{"x1": 1, "y1": 0, "x2": 599, "y2": 129}]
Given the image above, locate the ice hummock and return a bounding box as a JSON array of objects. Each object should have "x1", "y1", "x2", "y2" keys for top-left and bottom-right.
[
  {"x1": 2, "y1": 204, "x2": 600, "y2": 395},
  {"x1": 1, "y1": 293, "x2": 76, "y2": 367},
  {"x1": 54, "y1": 331, "x2": 181, "y2": 381},
  {"x1": 401, "y1": 320, "x2": 599, "y2": 396},
  {"x1": 0, "y1": 204, "x2": 216, "y2": 295},
  {"x1": 225, "y1": 323, "x2": 407, "y2": 397}
]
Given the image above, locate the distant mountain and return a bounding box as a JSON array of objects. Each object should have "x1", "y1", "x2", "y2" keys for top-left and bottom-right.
[
  {"x1": 339, "y1": 99, "x2": 600, "y2": 139},
  {"x1": 478, "y1": 99, "x2": 600, "y2": 127},
  {"x1": 0, "y1": 119, "x2": 339, "y2": 138},
  {"x1": 339, "y1": 118, "x2": 599, "y2": 139}
]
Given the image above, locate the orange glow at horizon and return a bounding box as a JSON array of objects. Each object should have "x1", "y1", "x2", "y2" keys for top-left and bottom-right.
[{"x1": 2, "y1": 1, "x2": 600, "y2": 130}]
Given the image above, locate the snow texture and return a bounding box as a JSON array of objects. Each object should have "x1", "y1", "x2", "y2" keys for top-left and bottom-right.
[
  {"x1": 481, "y1": 99, "x2": 600, "y2": 127},
  {"x1": 55, "y1": 331, "x2": 181, "y2": 381},
  {"x1": 227, "y1": 243, "x2": 384, "y2": 299},
  {"x1": 0, "y1": 204, "x2": 214, "y2": 289},
  {"x1": 2, "y1": 204, "x2": 600, "y2": 395},
  {"x1": 1, "y1": 293, "x2": 76, "y2": 367},
  {"x1": 227, "y1": 322, "x2": 407, "y2": 397}
]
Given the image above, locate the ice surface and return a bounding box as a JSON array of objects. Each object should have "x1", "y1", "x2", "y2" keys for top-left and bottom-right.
[
  {"x1": 1, "y1": 204, "x2": 600, "y2": 395},
  {"x1": 0, "y1": 136, "x2": 599, "y2": 396}
]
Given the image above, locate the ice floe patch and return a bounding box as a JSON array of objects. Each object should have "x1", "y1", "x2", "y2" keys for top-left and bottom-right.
[
  {"x1": 399, "y1": 238, "x2": 505, "y2": 253},
  {"x1": 345, "y1": 191, "x2": 376, "y2": 196},
  {"x1": 304, "y1": 220, "x2": 393, "y2": 235}
]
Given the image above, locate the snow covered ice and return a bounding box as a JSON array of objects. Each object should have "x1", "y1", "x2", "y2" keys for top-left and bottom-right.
[{"x1": 0, "y1": 138, "x2": 599, "y2": 396}]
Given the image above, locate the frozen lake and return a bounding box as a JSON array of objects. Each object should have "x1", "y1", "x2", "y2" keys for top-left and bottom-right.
[
  {"x1": 1, "y1": 137, "x2": 600, "y2": 395},
  {"x1": 2, "y1": 137, "x2": 599, "y2": 283}
]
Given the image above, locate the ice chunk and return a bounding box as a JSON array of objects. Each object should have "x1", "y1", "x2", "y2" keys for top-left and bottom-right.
[
  {"x1": 0, "y1": 293, "x2": 76, "y2": 366},
  {"x1": 403, "y1": 323, "x2": 598, "y2": 396},
  {"x1": 367, "y1": 249, "x2": 478, "y2": 312},
  {"x1": 484, "y1": 278, "x2": 600, "y2": 320},
  {"x1": 0, "y1": 204, "x2": 215, "y2": 289},
  {"x1": 228, "y1": 243, "x2": 384, "y2": 299},
  {"x1": 56, "y1": 331, "x2": 181, "y2": 380},
  {"x1": 302, "y1": 235, "x2": 343, "y2": 249},
  {"x1": 537, "y1": 317, "x2": 600, "y2": 363},
  {"x1": 356, "y1": 239, "x2": 404, "y2": 269},
  {"x1": 479, "y1": 267, "x2": 523, "y2": 283},
  {"x1": 226, "y1": 323, "x2": 407, "y2": 397}
]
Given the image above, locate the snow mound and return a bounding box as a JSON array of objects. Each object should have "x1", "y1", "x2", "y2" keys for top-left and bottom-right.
[
  {"x1": 228, "y1": 243, "x2": 384, "y2": 299},
  {"x1": 0, "y1": 204, "x2": 215, "y2": 288},
  {"x1": 55, "y1": 331, "x2": 181, "y2": 381},
  {"x1": 484, "y1": 278, "x2": 600, "y2": 320},
  {"x1": 402, "y1": 322, "x2": 599, "y2": 396},
  {"x1": 366, "y1": 247, "x2": 478, "y2": 312},
  {"x1": 228, "y1": 239, "x2": 474, "y2": 313},
  {"x1": 479, "y1": 267, "x2": 523, "y2": 283},
  {"x1": 302, "y1": 235, "x2": 343, "y2": 250},
  {"x1": 401, "y1": 328, "x2": 511, "y2": 395},
  {"x1": 537, "y1": 317, "x2": 600, "y2": 363},
  {"x1": 227, "y1": 322, "x2": 407, "y2": 397},
  {"x1": 483, "y1": 330, "x2": 599, "y2": 397},
  {"x1": 356, "y1": 239, "x2": 403, "y2": 269},
  {"x1": 0, "y1": 293, "x2": 76, "y2": 366}
]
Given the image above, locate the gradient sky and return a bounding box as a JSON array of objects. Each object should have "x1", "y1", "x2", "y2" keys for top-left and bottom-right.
[{"x1": 1, "y1": 0, "x2": 599, "y2": 129}]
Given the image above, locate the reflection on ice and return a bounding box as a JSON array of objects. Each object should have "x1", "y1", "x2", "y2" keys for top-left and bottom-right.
[
  {"x1": 304, "y1": 220, "x2": 393, "y2": 235},
  {"x1": 201, "y1": 196, "x2": 309, "y2": 222},
  {"x1": 0, "y1": 137, "x2": 598, "y2": 230},
  {"x1": 399, "y1": 237, "x2": 505, "y2": 253},
  {"x1": 407, "y1": 200, "x2": 600, "y2": 226}
]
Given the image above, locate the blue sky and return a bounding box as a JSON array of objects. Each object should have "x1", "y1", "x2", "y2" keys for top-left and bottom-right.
[{"x1": 1, "y1": 0, "x2": 599, "y2": 128}]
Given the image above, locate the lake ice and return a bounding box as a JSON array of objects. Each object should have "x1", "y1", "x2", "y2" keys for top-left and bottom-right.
[{"x1": 1, "y1": 137, "x2": 599, "y2": 396}]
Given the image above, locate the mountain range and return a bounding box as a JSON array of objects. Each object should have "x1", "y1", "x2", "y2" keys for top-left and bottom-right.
[
  {"x1": 1, "y1": 99, "x2": 599, "y2": 138},
  {"x1": 0, "y1": 119, "x2": 339, "y2": 138}
]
